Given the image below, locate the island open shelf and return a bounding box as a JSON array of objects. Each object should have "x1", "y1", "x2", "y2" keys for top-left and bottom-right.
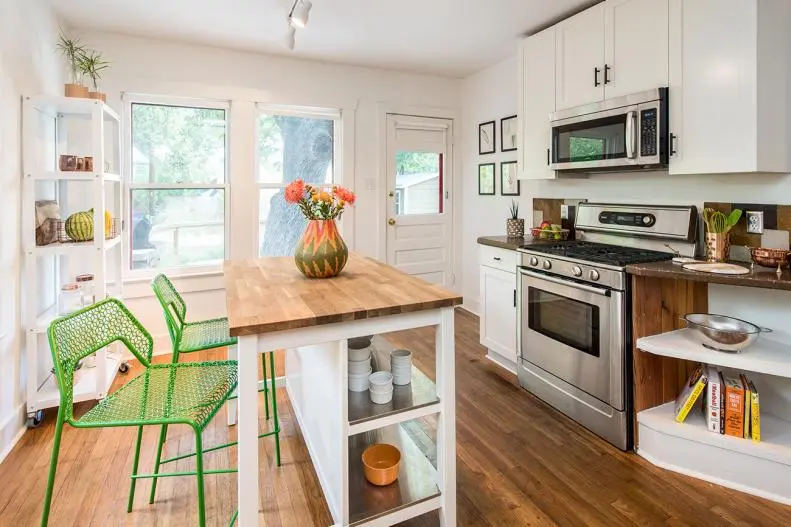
[
  {"x1": 348, "y1": 421, "x2": 440, "y2": 526},
  {"x1": 637, "y1": 328, "x2": 791, "y2": 378},
  {"x1": 638, "y1": 402, "x2": 791, "y2": 505}
]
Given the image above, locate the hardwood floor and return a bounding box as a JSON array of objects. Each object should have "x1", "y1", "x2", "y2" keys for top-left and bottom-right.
[{"x1": 2, "y1": 308, "x2": 791, "y2": 526}]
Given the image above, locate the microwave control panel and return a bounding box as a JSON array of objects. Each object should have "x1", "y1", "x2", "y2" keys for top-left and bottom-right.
[{"x1": 640, "y1": 108, "x2": 657, "y2": 157}]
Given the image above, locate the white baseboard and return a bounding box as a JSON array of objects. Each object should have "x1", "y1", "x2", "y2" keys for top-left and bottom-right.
[
  {"x1": 461, "y1": 298, "x2": 479, "y2": 317},
  {"x1": 0, "y1": 403, "x2": 26, "y2": 464}
]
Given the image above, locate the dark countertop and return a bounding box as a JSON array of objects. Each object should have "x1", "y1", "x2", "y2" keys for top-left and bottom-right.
[
  {"x1": 626, "y1": 260, "x2": 791, "y2": 291},
  {"x1": 477, "y1": 236, "x2": 528, "y2": 251}
]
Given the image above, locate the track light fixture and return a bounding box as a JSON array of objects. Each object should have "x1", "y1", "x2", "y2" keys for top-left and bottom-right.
[{"x1": 289, "y1": 0, "x2": 312, "y2": 29}]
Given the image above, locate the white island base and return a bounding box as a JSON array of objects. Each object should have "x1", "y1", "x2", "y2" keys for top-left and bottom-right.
[{"x1": 236, "y1": 308, "x2": 457, "y2": 527}]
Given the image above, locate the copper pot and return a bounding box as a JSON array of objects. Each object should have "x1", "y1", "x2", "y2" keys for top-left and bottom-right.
[{"x1": 748, "y1": 247, "x2": 790, "y2": 268}]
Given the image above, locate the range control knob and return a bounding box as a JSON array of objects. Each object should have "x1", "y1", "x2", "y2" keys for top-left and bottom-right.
[
  {"x1": 542, "y1": 260, "x2": 552, "y2": 270},
  {"x1": 572, "y1": 266, "x2": 583, "y2": 277},
  {"x1": 529, "y1": 256, "x2": 539, "y2": 267},
  {"x1": 589, "y1": 269, "x2": 601, "y2": 281}
]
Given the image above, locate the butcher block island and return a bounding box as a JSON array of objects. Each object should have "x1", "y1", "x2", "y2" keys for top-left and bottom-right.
[{"x1": 224, "y1": 254, "x2": 462, "y2": 527}]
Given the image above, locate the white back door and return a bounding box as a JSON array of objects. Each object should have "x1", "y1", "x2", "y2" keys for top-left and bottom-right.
[{"x1": 385, "y1": 114, "x2": 453, "y2": 286}]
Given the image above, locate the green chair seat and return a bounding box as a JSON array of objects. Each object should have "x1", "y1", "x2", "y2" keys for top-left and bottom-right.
[
  {"x1": 178, "y1": 318, "x2": 237, "y2": 353},
  {"x1": 77, "y1": 361, "x2": 237, "y2": 430}
]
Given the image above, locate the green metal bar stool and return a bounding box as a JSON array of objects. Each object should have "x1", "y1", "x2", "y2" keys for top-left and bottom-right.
[
  {"x1": 150, "y1": 274, "x2": 281, "y2": 504},
  {"x1": 40, "y1": 298, "x2": 239, "y2": 527}
]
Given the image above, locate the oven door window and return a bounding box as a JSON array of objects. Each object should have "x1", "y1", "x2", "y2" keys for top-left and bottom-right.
[
  {"x1": 553, "y1": 113, "x2": 627, "y2": 163},
  {"x1": 527, "y1": 287, "x2": 600, "y2": 357}
]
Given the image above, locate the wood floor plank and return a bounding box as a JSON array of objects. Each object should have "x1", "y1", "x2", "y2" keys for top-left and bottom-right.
[{"x1": 2, "y1": 308, "x2": 790, "y2": 526}]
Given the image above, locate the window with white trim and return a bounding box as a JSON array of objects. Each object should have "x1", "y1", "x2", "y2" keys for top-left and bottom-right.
[
  {"x1": 128, "y1": 98, "x2": 229, "y2": 271},
  {"x1": 257, "y1": 106, "x2": 340, "y2": 257}
]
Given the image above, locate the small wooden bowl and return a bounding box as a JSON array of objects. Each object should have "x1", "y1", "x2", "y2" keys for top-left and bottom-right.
[{"x1": 361, "y1": 444, "x2": 400, "y2": 486}]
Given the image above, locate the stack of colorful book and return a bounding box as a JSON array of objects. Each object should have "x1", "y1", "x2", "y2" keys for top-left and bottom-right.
[{"x1": 674, "y1": 364, "x2": 760, "y2": 442}]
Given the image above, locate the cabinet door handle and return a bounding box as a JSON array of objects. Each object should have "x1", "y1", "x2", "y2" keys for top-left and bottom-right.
[
  {"x1": 493, "y1": 257, "x2": 501, "y2": 261},
  {"x1": 546, "y1": 147, "x2": 550, "y2": 166},
  {"x1": 513, "y1": 289, "x2": 517, "y2": 308},
  {"x1": 594, "y1": 67, "x2": 601, "y2": 87},
  {"x1": 670, "y1": 133, "x2": 678, "y2": 156},
  {"x1": 604, "y1": 64, "x2": 611, "y2": 84}
]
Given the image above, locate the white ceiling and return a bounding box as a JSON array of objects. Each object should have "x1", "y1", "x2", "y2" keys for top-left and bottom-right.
[{"x1": 50, "y1": 0, "x2": 594, "y2": 78}]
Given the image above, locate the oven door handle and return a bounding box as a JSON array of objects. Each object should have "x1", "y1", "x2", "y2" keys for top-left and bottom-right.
[
  {"x1": 625, "y1": 110, "x2": 637, "y2": 159},
  {"x1": 520, "y1": 269, "x2": 611, "y2": 297}
]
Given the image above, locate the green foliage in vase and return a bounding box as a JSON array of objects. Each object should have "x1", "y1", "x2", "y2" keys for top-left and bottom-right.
[
  {"x1": 57, "y1": 32, "x2": 86, "y2": 84},
  {"x1": 78, "y1": 50, "x2": 111, "y2": 91}
]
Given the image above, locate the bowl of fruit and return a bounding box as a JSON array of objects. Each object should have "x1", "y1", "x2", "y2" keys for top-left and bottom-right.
[{"x1": 530, "y1": 222, "x2": 569, "y2": 241}]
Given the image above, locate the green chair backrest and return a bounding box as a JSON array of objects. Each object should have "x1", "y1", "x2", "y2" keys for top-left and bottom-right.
[
  {"x1": 151, "y1": 274, "x2": 187, "y2": 346},
  {"x1": 48, "y1": 298, "x2": 153, "y2": 423}
]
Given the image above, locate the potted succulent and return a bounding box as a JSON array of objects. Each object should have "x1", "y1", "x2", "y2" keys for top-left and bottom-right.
[
  {"x1": 57, "y1": 33, "x2": 88, "y2": 98},
  {"x1": 79, "y1": 49, "x2": 110, "y2": 102},
  {"x1": 506, "y1": 199, "x2": 524, "y2": 238},
  {"x1": 702, "y1": 208, "x2": 742, "y2": 262}
]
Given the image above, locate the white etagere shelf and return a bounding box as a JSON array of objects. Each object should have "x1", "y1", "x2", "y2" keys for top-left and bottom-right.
[
  {"x1": 22, "y1": 95, "x2": 127, "y2": 428},
  {"x1": 636, "y1": 329, "x2": 791, "y2": 505}
]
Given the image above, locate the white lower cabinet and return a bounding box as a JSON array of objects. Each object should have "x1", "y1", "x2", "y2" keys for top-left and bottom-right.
[{"x1": 479, "y1": 255, "x2": 517, "y2": 373}]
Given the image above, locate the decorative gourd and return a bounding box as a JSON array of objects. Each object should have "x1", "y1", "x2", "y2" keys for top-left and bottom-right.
[{"x1": 64, "y1": 211, "x2": 94, "y2": 241}]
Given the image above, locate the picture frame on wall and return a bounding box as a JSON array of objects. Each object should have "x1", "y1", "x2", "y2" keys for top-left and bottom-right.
[
  {"x1": 478, "y1": 163, "x2": 495, "y2": 195},
  {"x1": 501, "y1": 115, "x2": 518, "y2": 152},
  {"x1": 478, "y1": 121, "x2": 496, "y2": 155},
  {"x1": 500, "y1": 161, "x2": 520, "y2": 196}
]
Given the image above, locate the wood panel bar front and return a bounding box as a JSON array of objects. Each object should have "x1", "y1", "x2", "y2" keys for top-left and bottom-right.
[{"x1": 631, "y1": 275, "x2": 707, "y2": 442}]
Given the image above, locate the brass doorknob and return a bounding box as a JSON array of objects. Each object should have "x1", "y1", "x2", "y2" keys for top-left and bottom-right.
[
  {"x1": 388, "y1": 191, "x2": 395, "y2": 198},
  {"x1": 388, "y1": 219, "x2": 396, "y2": 226}
]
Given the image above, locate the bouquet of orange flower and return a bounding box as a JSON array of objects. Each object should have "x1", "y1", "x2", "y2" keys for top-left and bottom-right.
[{"x1": 284, "y1": 179, "x2": 356, "y2": 220}]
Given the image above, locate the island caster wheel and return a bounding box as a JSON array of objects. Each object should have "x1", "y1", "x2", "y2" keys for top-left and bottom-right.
[
  {"x1": 118, "y1": 362, "x2": 130, "y2": 374},
  {"x1": 26, "y1": 410, "x2": 44, "y2": 429}
]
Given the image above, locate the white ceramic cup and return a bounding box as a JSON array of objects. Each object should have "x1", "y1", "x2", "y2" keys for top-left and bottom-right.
[
  {"x1": 348, "y1": 346, "x2": 371, "y2": 362},
  {"x1": 370, "y1": 388, "x2": 394, "y2": 405},
  {"x1": 348, "y1": 357, "x2": 372, "y2": 374}
]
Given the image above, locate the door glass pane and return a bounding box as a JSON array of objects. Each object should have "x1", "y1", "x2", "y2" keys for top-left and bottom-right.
[
  {"x1": 553, "y1": 114, "x2": 626, "y2": 163},
  {"x1": 131, "y1": 104, "x2": 226, "y2": 184},
  {"x1": 394, "y1": 151, "x2": 442, "y2": 215},
  {"x1": 527, "y1": 287, "x2": 600, "y2": 357},
  {"x1": 258, "y1": 114, "x2": 334, "y2": 184},
  {"x1": 130, "y1": 189, "x2": 225, "y2": 269},
  {"x1": 259, "y1": 188, "x2": 308, "y2": 257}
]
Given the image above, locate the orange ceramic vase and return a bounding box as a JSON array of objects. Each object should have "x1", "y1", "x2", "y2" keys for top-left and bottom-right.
[{"x1": 294, "y1": 219, "x2": 348, "y2": 278}]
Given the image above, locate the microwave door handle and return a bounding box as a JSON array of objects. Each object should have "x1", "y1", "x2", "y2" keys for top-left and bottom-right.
[
  {"x1": 625, "y1": 110, "x2": 637, "y2": 159},
  {"x1": 520, "y1": 269, "x2": 610, "y2": 297}
]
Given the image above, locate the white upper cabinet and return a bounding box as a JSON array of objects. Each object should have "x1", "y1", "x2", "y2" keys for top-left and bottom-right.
[
  {"x1": 555, "y1": 3, "x2": 605, "y2": 111},
  {"x1": 604, "y1": 0, "x2": 669, "y2": 99},
  {"x1": 519, "y1": 26, "x2": 556, "y2": 180},
  {"x1": 669, "y1": 0, "x2": 791, "y2": 174}
]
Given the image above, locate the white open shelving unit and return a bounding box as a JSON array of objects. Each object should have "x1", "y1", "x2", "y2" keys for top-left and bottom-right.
[
  {"x1": 636, "y1": 329, "x2": 791, "y2": 505},
  {"x1": 22, "y1": 95, "x2": 127, "y2": 427}
]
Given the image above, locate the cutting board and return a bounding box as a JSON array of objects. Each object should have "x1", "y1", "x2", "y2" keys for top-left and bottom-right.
[{"x1": 682, "y1": 263, "x2": 750, "y2": 275}]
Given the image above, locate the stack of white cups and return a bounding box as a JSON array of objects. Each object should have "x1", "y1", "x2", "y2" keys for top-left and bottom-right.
[
  {"x1": 390, "y1": 349, "x2": 412, "y2": 385},
  {"x1": 348, "y1": 341, "x2": 372, "y2": 392},
  {"x1": 369, "y1": 371, "x2": 394, "y2": 404}
]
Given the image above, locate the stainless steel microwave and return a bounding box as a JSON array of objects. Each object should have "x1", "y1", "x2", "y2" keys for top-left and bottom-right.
[{"x1": 550, "y1": 88, "x2": 668, "y2": 172}]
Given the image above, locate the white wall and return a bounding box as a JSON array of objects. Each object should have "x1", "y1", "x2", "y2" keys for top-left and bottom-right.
[
  {"x1": 72, "y1": 30, "x2": 461, "y2": 338},
  {"x1": 0, "y1": 0, "x2": 62, "y2": 460},
  {"x1": 461, "y1": 54, "x2": 791, "y2": 312}
]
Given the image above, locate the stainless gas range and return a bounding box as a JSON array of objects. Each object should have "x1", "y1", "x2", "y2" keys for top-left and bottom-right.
[{"x1": 516, "y1": 203, "x2": 697, "y2": 450}]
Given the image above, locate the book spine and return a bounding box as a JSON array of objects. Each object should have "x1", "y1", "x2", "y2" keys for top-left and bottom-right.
[
  {"x1": 741, "y1": 374, "x2": 751, "y2": 439},
  {"x1": 724, "y1": 378, "x2": 745, "y2": 438},
  {"x1": 675, "y1": 377, "x2": 707, "y2": 423},
  {"x1": 719, "y1": 372, "x2": 726, "y2": 434},
  {"x1": 706, "y1": 367, "x2": 721, "y2": 433},
  {"x1": 751, "y1": 389, "x2": 761, "y2": 442}
]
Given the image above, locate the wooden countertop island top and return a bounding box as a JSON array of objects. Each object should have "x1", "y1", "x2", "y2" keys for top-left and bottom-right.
[
  {"x1": 224, "y1": 253, "x2": 463, "y2": 337},
  {"x1": 626, "y1": 260, "x2": 791, "y2": 291}
]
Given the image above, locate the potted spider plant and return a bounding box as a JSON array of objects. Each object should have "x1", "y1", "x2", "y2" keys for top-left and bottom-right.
[
  {"x1": 506, "y1": 199, "x2": 524, "y2": 238},
  {"x1": 702, "y1": 208, "x2": 742, "y2": 262},
  {"x1": 57, "y1": 33, "x2": 88, "y2": 98},
  {"x1": 79, "y1": 50, "x2": 110, "y2": 102}
]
